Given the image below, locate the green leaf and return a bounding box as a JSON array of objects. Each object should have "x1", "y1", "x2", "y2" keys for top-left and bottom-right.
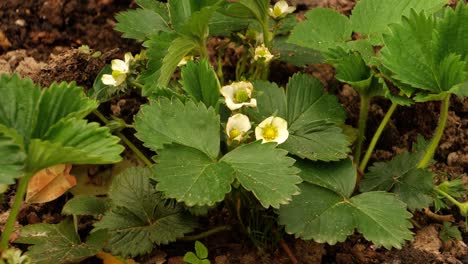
[
  {"x1": 169, "y1": 0, "x2": 192, "y2": 32},
  {"x1": 181, "y1": 59, "x2": 220, "y2": 109},
  {"x1": 221, "y1": 142, "x2": 302, "y2": 209},
  {"x1": 433, "y1": 3, "x2": 468, "y2": 67},
  {"x1": 115, "y1": 9, "x2": 171, "y2": 42},
  {"x1": 179, "y1": 4, "x2": 221, "y2": 39},
  {"x1": 0, "y1": 129, "x2": 25, "y2": 184},
  {"x1": 380, "y1": 6, "x2": 468, "y2": 99},
  {"x1": 139, "y1": 31, "x2": 177, "y2": 84},
  {"x1": 154, "y1": 144, "x2": 234, "y2": 206},
  {"x1": 137, "y1": 0, "x2": 170, "y2": 21},
  {"x1": 33, "y1": 82, "x2": 98, "y2": 139},
  {"x1": 16, "y1": 218, "x2": 106, "y2": 264},
  {"x1": 273, "y1": 36, "x2": 325, "y2": 67},
  {"x1": 27, "y1": 119, "x2": 123, "y2": 171},
  {"x1": 298, "y1": 159, "x2": 356, "y2": 197},
  {"x1": 439, "y1": 222, "x2": 462, "y2": 241},
  {"x1": 283, "y1": 74, "x2": 349, "y2": 161},
  {"x1": 361, "y1": 152, "x2": 434, "y2": 210},
  {"x1": 242, "y1": 0, "x2": 269, "y2": 22},
  {"x1": 350, "y1": 0, "x2": 446, "y2": 45},
  {"x1": 94, "y1": 167, "x2": 196, "y2": 257},
  {"x1": 158, "y1": 36, "x2": 198, "y2": 87},
  {"x1": 280, "y1": 160, "x2": 413, "y2": 249},
  {"x1": 0, "y1": 74, "x2": 41, "y2": 143},
  {"x1": 195, "y1": 241, "x2": 208, "y2": 259},
  {"x1": 246, "y1": 80, "x2": 287, "y2": 122},
  {"x1": 135, "y1": 98, "x2": 220, "y2": 159},
  {"x1": 183, "y1": 252, "x2": 201, "y2": 264},
  {"x1": 280, "y1": 187, "x2": 413, "y2": 249},
  {"x1": 62, "y1": 195, "x2": 110, "y2": 216},
  {"x1": 289, "y1": 8, "x2": 351, "y2": 52},
  {"x1": 209, "y1": 11, "x2": 252, "y2": 36},
  {"x1": 286, "y1": 74, "x2": 345, "y2": 130}
]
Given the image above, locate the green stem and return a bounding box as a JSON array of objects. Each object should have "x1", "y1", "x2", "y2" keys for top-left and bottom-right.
[
  {"x1": 435, "y1": 188, "x2": 463, "y2": 208},
  {"x1": 130, "y1": 81, "x2": 144, "y2": 90},
  {"x1": 0, "y1": 174, "x2": 32, "y2": 250},
  {"x1": 92, "y1": 110, "x2": 153, "y2": 167},
  {"x1": 354, "y1": 95, "x2": 370, "y2": 165},
  {"x1": 180, "y1": 225, "x2": 231, "y2": 241},
  {"x1": 199, "y1": 38, "x2": 208, "y2": 59},
  {"x1": 417, "y1": 95, "x2": 450, "y2": 169},
  {"x1": 359, "y1": 102, "x2": 398, "y2": 171}
]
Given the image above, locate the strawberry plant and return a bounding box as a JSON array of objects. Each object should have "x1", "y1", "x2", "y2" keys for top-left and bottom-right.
[{"x1": 1, "y1": 0, "x2": 466, "y2": 262}]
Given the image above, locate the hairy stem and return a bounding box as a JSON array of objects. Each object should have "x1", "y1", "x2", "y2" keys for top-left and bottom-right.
[
  {"x1": 130, "y1": 80, "x2": 144, "y2": 90},
  {"x1": 417, "y1": 95, "x2": 450, "y2": 169},
  {"x1": 359, "y1": 102, "x2": 398, "y2": 171},
  {"x1": 93, "y1": 110, "x2": 153, "y2": 167},
  {"x1": 435, "y1": 188, "x2": 463, "y2": 209},
  {"x1": 180, "y1": 225, "x2": 231, "y2": 241},
  {"x1": 354, "y1": 95, "x2": 370, "y2": 165},
  {"x1": 0, "y1": 174, "x2": 32, "y2": 250}
]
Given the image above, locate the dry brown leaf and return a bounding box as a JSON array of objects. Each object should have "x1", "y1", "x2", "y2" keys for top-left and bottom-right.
[
  {"x1": 26, "y1": 164, "x2": 77, "y2": 203},
  {"x1": 96, "y1": 251, "x2": 138, "y2": 264}
]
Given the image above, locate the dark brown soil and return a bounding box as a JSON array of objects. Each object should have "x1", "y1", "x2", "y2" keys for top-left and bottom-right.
[{"x1": 0, "y1": 0, "x2": 467, "y2": 263}]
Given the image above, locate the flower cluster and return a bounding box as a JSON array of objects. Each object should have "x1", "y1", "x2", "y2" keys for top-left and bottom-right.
[
  {"x1": 222, "y1": 81, "x2": 289, "y2": 145},
  {"x1": 254, "y1": 44, "x2": 274, "y2": 63},
  {"x1": 102, "y1": 52, "x2": 134, "y2": 86}
]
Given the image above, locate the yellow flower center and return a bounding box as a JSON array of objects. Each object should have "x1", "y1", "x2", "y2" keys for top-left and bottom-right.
[
  {"x1": 229, "y1": 129, "x2": 241, "y2": 139},
  {"x1": 262, "y1": 125, "x2": 278, "y2": 141},
  {"x1": 273, "y1": 6, "x2": 283, "y2": 17},
  {"x1": 234, "y1": 89, "x2": 250, "y2": 103}
]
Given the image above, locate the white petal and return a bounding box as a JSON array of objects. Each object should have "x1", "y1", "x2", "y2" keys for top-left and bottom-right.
[
  {"x1": 255, "y1": 126, "x2": 264, "y2": 142},
  {"x1": 101, "y1": 74, "x2": 117, "y2": 86},
  {"x1": 220, "y1": 84, "x2": 235, "y2": 98},
  {"x1": 276, "y1": 1, "x2": 289, "y2": 12},
  {"x1": 111, "y1": 59, "x2": 128, "y2": 73},
  {"x1": 286, "y1": 6, "x2": 296, "y2": 14},
  {"x1": 124, "y1": 52, "x2": 134, "y2": 64},
  {"x1": 113, "y1": 73, "x2": 127, "y2": 86},
  {"x1": 271, "y1": 116, "x2": 288, "y2": 131},
  {"x1": 275, "y1": 127, "x2": 289, "y2": 144},
  {"x1": 227, "y1": 114, "x2": 251, "y2": 141},
  {"x1": 244, "y1": 98, "x2": 257, "y2": 108},
  {"x1": 268, "y1": 8, "x2": 275, "y2": 17}
]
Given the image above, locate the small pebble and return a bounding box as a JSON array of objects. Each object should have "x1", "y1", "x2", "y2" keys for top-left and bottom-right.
[{"x1": 15, "y1": 19, "x2": 26, "y2": 27}]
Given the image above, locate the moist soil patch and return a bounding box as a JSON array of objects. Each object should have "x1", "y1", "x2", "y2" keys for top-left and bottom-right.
[{"x1": 0, "y1": 0, "x2": 467, "y2": 263}]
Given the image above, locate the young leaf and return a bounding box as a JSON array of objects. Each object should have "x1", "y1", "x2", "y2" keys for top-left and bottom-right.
[
  {"x1": 279, "y1": 160, "x2": 413, "y2": 249},
  {"x1": 135, "y1": 98, "x2": 220, "y2": 159},
  {"x1": 195, "y1": 241, "x2": 209, "y2": 259},
  {"x1": 209, "y1": 10, "x2": 252, "y2": 36},
  {"x1": 221, "y1": 142, "x2": 302, "y2": 209},
  {"x1": 154, "y1": 144, "x2": 234, "y2": 206},
  {"x1": 115, "y1": 9, "x2": 171, "y2": 42},
  {"x1": 360, "y1": 151, "x2": 434, "y2": 210},
  {"x1": 157, "y1": 36, "x2": 198, "y2": 87},
  {"x1": 27, "y1": 119, "x2": 124, "y2": 171},
  {"x1": 439, "y1": 222, "x2": 462, "y2": 242},
  {"x1": 181, "y1": 59, "x2": 220, "y2": 110},
  {"x1": 0, "y1": 129, "x2": 25, "y2": 184},
  {"x1": 26, "y1": 164, "x2": 76, "y2": 203},
  {"x1": 93, "y1": 167, "x2": 196, "y2": 257},
  {"x1": 231, "y1": 0, "x2": 269, "y2": 24},
  {"x1": 179, "y1": 4, "x2": 221, "y2": 39},
  {"x1": 62, "y1": 195, "x2": 110, "y2": 216},
  {"x1": 350, "y1": 0, "x2": 446, "y2": 45},
  {"x1": 16, "y1": 218, "x2": 107, "y2": 264},
  {"x1": 289, "y1": 8, "x2": 351, "y2": 52}
]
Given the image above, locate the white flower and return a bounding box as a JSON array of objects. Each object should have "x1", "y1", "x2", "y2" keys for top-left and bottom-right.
[
  {"x1": 268, "y1": 1, "x2": 296, "y2": 19},
  {"x1": 178, "y1": 55, "x2": 194, "y2": 67},
  {"x1": 226, "y1": 114, "x2": 251, "y2": 142},
  {"x1": 254, "y1": 44, "x2": 274, "y2": 63},
  {"x1": 220, "y1": 81, "x2": 257, "y2": 110},
  {"x1": 101, "y1": 52, "x2": 133, "y2": 86},
  {"x1": 255, "y1": 116, "x2": 289, "y2": 144}
]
